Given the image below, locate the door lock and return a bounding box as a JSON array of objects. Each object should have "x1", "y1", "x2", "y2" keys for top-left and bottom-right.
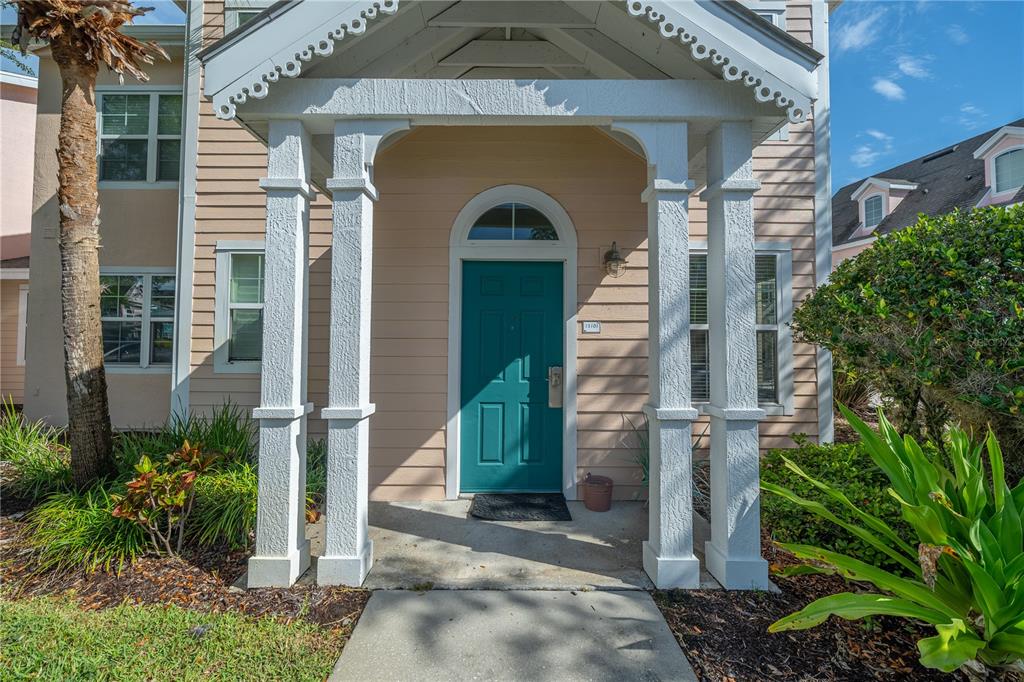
[{"x1": 547, "y1": 366, "x2": 563, "y2": 408}]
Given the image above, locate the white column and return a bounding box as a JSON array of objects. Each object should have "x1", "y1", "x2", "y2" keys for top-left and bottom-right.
[
  {"x1": 701, "y1": 121, "x2": 771, "y2": 590},
  {"x1": 249, "y1": 119, "x2": 313, "y2": 588},
  {"x1": 612, "y1": 121, "x2": 700, "y2": 589},
  {"x1": 318, "y1": 120, "x2": 408, "y2": 586}
]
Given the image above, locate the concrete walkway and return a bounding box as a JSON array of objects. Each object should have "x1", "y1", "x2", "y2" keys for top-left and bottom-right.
[
  {"x1": 330, "y1": 589, "x2": 697, "y2": 682},
  {"x1": 304, "y1": 500, "x2": 718, "y2": 590}
]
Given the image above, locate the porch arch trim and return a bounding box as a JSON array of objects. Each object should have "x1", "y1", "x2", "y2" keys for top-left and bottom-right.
[{"x1": 445, "y1": 184, "x2": 579, "y2": 500}]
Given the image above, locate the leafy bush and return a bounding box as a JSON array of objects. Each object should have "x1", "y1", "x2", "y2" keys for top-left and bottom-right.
[
  {"x1": 793, "y1": 205, "x2": 1024, "y2": 464},
  {"x1": 23, "y1": 485, "x2": 148, "y2": 573},
  {"x1": 765, "y1": 406, "x2": 1024, "y2": 675},
  {"x1": 0, "y1": 399, "x2": 71, "y2": 499},
  {"x1": 112, "y1": 441, "x2": 219, "y2": 555},
  {"x1": 761, "y1": 437, "x2": 912, "y2": 573}
]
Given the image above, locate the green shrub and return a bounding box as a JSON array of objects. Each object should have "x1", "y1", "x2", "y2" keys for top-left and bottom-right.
[
  {"x1": 793, "y1": 205, "x2": 1024, "y2": 463},
  {"x1": 0, "y1": 399, "x2": 71, "y2": 500},
  {"x1": 190, "y1": 460, "x2": 258, "y2": 549},
  {"x1": 23, "y1": 485, "x2": 148, "y2": 573},
  {"x1": 114, "y1": 402, "x2": 257, "y2": 475},
  {"x1": 306, "y1": 438, "x2": 327, "y2": 508},
  {"x1": 765, "y1": 406, "x2": 1024, "y2": 675},
  {"x1": 761, "y1": 437, "x2": 912, "y2": 573}
]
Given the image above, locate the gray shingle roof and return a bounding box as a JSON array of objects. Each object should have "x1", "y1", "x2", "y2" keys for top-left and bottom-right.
[{"x1": 832, "y1": 118, "x2": 1024, "y2": 247}]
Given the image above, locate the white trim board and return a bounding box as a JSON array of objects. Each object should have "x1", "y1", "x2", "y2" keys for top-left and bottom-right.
[
  {"x1": 16, "y1": 285, "x2": 29, "y2": 367},
  {"x1": 445, "y1": 185, "x2": 579, "y2": 500}
]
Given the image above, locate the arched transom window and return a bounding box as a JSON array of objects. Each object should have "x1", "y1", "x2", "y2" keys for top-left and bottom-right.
[{"x1": 468, "y1": 202, "x2": 558, "y2": 241}]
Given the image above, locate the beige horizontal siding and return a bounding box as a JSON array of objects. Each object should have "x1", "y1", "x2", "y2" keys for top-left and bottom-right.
[
  {"x1": 1, "y1": 280, "x2": 26, "y2": 404},
  {"x1": 188, "y1": 0, "x2": 824, "y2": 500}
]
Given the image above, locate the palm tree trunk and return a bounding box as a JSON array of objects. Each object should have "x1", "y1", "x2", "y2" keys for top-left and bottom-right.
[{"x1": 50, "y1": 37, "x2": 115, "y2": 489}]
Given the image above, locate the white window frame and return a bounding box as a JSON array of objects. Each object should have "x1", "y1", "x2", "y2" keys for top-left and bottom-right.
[
  {"x1": 225, "y1": 0, "x2": 274, "y2": 33},
  {"x1": 993, "y1": 146, "x2": 1024, "y2": 196},
  {"x1": 16, "y1": 284, "x2": 28, "y2": 366},
  {"x1": 863, "y1": 193, "x2": 885, "y2": 228},
  {"x1": 214, "y1": 240, "x2": 266, "y2": 374},
  {"x1": 689, "y1": 241, "x2": 794, "y2": 416},
  {"x1": 96, "y1": 86, "x2": 183, "y2": 189},
  {"x1": 100, "y1": 267, "x2": 175, "y2": 374}
]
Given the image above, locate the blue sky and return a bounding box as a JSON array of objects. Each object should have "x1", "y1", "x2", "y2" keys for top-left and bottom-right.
[
  {"x1": 829, "y1": 0, "x2": 1024, "y2": 188},
  {"x1": 3, "y1": 1, "x2": 1022, "y2": 195}
]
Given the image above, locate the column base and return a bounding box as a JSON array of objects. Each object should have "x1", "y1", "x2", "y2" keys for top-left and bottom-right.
[
  {"x1": 317, "y1": 541, "x2": 374, "y2": 586},
  {"x1": 643, "y1": 541, "x2": 701, "y2": 589},
  {"x1": 704, "y1": 540, "x2": 771, "y2": 590},
  {"x1": 247, "y1": 539, "x2": 311, "y2": 588}
]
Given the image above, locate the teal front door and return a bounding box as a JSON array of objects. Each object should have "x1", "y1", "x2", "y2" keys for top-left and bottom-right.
[{"x1": 460, "y1": 261, "x2": 564, "y2": 492}]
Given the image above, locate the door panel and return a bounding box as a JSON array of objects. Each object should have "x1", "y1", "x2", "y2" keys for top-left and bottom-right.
[{"x1": 460, "y1": 261, "x2": 563, "y2": 492}]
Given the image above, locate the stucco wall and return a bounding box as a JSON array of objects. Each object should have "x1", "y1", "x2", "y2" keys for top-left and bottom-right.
[
  {"x1": 22, "y1": 55, "x2": 181, "y2": 428},
  {"x1": 979, "y1": 132, "x2": 1024, "y2": 206},
  {"x1": 1, "y1": 78, "x2": 37, "y2": 261}
]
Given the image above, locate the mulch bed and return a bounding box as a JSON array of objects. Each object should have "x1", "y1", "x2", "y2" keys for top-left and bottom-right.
[
  {"x1": 655, "y1": 533, "x2": 963, "y2": 681},
  {"x1": 0, "y1": 515, "x2": 369, "y2": 633}
]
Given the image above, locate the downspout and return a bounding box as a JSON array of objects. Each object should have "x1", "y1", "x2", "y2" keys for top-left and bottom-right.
[
  {"x1": 170, "y1": 0, "x2": 203, "y2": 420},
  {"x1": 812, "y1": 0, "x2": 835, "y2": 443}
]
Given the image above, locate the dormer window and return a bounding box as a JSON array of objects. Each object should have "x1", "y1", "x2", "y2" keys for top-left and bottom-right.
[
  {"x1": 994, "y1": 148, "x2": 1024, "y2": 194},
  {"x1": 864, "y1": 194, "x2": 884, "y2": 228}
]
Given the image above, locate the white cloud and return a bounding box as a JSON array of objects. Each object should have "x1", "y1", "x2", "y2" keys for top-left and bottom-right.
[
  {"x1": 946, "y1": 24, "x2": 969, "y2": 44},
  {"x1": 872, "y1": 78, "x2": 906, "y2": 101},
  {"x1": 835, "y1": 9, "x2": 886, "y2": 52},
  {"x1": 958, "y1": 102, "x2": 988, "y2": 130},
  {"x1": 896, "y1": 55, "x2": 930, "y2": 79},
  {"x1": 850, "y1": 129, "x2": 895, "y2": 169},
  {"x1": 850, "y1": 145, "x2": 881, "y2": 168}
]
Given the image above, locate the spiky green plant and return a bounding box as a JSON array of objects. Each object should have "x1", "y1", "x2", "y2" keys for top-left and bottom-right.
[
  {"x1": 765, "y1": 406, "x2": 1024, "y2": 675},
  {"x1": 189, "y1": 461, "x2": 258, "y2": 549},
  {"x1": 23, "y1": 485, "x2": 148, "y2": 573},
  {"x1": 0, "y1": 398, "x2": 71, "y2": 499}
]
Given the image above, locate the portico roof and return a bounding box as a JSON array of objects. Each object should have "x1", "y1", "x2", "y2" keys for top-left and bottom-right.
[{"x1": 199, "y1": 0, "x2": 821, "y2": 124}]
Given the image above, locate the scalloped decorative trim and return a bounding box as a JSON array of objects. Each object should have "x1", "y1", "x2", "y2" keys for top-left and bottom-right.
[
  {"x1": 625, "y1": 1, "x2": 808, "y2": 123},
  {"x1": 213, "y1": 0, "x2": 400, "y2": 120},
  {"x1": 211, "y1": 0, "x2": 809, "y2": 124}
]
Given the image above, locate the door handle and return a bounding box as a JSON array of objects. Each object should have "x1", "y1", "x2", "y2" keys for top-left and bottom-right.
[{"x1": 547, "y1": 366, "x2": 563, "y2": 408}]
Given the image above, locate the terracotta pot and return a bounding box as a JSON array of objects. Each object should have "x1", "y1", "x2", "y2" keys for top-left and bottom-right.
[{"x1": 581, "y1": 473, "x2": 613, "y2": 512}]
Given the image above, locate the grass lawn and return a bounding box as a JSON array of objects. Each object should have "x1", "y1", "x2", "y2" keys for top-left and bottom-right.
[{"x1": 1, "y1": 595, "x2": 345, "y2": 681}]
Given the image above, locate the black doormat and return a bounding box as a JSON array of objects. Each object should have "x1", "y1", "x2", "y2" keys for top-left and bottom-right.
[{"x1": 468, "y1": 493, "x2": 572, "y2": 522}]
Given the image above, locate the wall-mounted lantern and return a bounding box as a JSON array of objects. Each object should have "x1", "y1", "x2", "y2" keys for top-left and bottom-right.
[{"x1": 603, "y1": 241, "x2": 628, "y2": 278}]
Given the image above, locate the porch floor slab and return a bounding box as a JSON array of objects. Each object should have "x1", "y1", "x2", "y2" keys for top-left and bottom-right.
[
  {"x1": 329, "y1": 589, "x2": 698, "y2": 682},
  {"x1": 304, "y1": 499, "x2": 717, "y2": 590}
]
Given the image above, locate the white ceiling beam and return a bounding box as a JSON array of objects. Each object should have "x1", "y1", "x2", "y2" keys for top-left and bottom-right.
[
  {"x1": 427, "y1": 1, "x2": 595, "y2": 28},
  {"x1": 549, "y1": 27, "x2": 669, "y2": 80},
  {"x1": 354, "y1": 26, "x2": 471, "y2": 76},
  {"x1": 458, "y1": 67, "x2": 558, "y2": 79},
  {"x1": 440, "y1": 40, "x2": 583, "y2": 68}
]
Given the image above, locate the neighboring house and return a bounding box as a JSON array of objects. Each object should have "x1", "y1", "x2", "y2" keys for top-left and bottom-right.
[
  {"x1": 1, "y1": 72, "x2": 37, "y2": 406},
  {"x1": 21, "y1": 1, "x2": 837, "y2": 592},
  {"x1": 832, "y1": 119, "x2": 1024, "y2": 267}
]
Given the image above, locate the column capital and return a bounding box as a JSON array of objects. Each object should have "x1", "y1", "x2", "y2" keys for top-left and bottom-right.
[
  {"x1": 259, "y1": 176, "x2": 314, "y2": 199},
  {"x1": 320, "y1": 404, "x2": 376, "y2": 422},
  {"x1": 641, "y1": 178, "x2": 695, "y2": 203},
  {"x1": 252, "y1": 402, "x2": 314, "y2": 421},
  {"x1": 699, "y1": 178, "x2": 761, "y2": 202},
  {"x1": 327, "y1": 176, "x2": 378, "y2": 201},
  {"x1": 643, "y1": 404, "x2": 699, "y2": 422},
  {"x1": 703, "y1": 405, "x2": 765, "y2": 422}
]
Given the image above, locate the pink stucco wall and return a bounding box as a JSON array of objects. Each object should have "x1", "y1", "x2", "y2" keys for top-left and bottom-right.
[
  {"x1": 1, "y1": 74, "x2": 37, "y2": 261},
  {"x1": 977, "y1": 131, "x2": 1024, "y2": 206}
]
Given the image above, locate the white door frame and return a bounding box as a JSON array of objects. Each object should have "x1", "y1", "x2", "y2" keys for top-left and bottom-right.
[{"x1": 445, "y1": 185, "x2": 579, "y2": 500}]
